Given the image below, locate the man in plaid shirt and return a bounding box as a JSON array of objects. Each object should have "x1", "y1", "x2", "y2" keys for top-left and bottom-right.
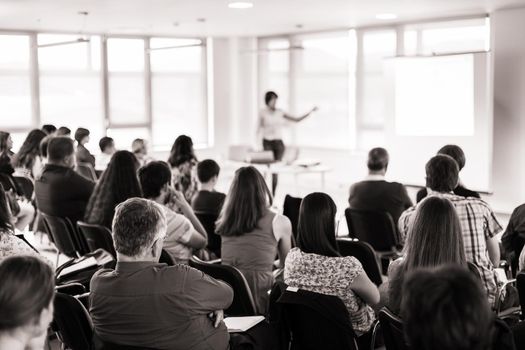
[{"x1": 399, "y1": 155, "x2": 503, "y2": 306}]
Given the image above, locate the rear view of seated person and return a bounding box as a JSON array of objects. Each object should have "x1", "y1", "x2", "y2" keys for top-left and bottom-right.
[
  {"x1": 417, "y1": 144, "x2": 480, "y2": 202},
  {"x1": 502, "y1": 203, "x2": 525, "y2": 272},
  {"x1": 89, "y1": 198, "x2": 233, "y2": 350},
  {"x1": 348, "y1": 147, "x2": 412, "y2": 237},
  {"x1": 74, "y1": 127, "x2": 95, "y2": 168},
  {"x1": 132, "y1": 138, "x2": 154, "y2": 167},
  {"x1": 401, "y1": 266, "x2": 496, "y2": 350},
  {"x1": 0, "y1": 256, "x2": 55, "y2": 350},
  {"x1": 138, "y1": 161, "x2": 208, "y2": 264},
  {"x1": 191, "y1": 159, "x2": 226, "y2": 216},
  {"x1": 35, "y1": 136, "x2": 95, "y2": 224},
  {"x1": 284, "y1": 192, "x2": 379, "y2": 337},
  {"x1": 385, "y1": 196, "x2": 467, "y2": 314},
  {"x1": 56, "y1": 126, "x2": 71, "y2": 137},
  {"x1": 95, "y1": 137, "x2": 116, "y2": 172},
  {"x1": 399, "y1": 155, "x2": 504, "y2": 307}
]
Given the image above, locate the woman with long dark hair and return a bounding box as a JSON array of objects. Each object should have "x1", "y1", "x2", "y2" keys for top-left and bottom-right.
[
  {"x1": 217, "y1": 166, "x2": 292, "y2": 314},
  {"x1": 0, "y1": 256, "x2": 55, "y2": 350},
  {"x1": 0, "y1": 131, "x2": 14, "y2": 176},
  {"x1": 12, "y1": 129, "x2": 47, "y2": 179},
  {"x1": 386, "y1": 196, "x2": 467, "y2": 314},
  {"x1": 284, "y1": 192, "x2": 379, "y2": 337},
  {"x1": 84, "y1": 151, "x2": 142, "y2": 229},
  {"x1": 167, "y1": 135, "x2": 198, "y2": 202}
]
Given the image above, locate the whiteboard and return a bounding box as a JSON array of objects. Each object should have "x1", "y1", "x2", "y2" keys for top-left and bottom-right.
[{"x1": 383, "y1": 52, "x2": 493, "y2": 192}]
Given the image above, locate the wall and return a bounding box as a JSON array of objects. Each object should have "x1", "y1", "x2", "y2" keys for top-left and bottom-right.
[{"x1": 490, "y1": 7, "x2": 525, "y2": 213}]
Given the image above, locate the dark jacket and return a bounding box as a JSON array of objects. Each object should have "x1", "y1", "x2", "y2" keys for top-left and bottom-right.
[{"x1": 35, "y1": 164, "x2": 94, "y2": 223}]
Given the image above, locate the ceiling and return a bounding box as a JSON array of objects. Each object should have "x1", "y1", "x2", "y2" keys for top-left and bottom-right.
[{"x1": 1, "y1": 0, "x2": 524, "y2": 37}]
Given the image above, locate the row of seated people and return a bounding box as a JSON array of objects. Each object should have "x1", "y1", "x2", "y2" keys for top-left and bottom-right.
[{"x1": 0, "y1": 192, "x2": 523, "y2": 349}]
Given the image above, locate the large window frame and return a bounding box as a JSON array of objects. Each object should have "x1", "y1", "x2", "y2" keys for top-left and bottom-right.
[
  {"x1": 0, "y1": 31, "x2": 212, "y2": 151},
  {"x1": 257, "y1": 15, "x2": 490, "y2": 151}
]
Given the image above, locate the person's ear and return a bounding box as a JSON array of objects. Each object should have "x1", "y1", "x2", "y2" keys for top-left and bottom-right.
[
  {"x1": 151, "y1": 236, "x2": 164, "y2": 260},
  {"x1": 64, "y1": 154, "x2": 75, "y2": 168}
]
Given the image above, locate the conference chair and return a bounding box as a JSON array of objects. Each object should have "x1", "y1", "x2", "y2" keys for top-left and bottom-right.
[
  {"x1": 52, "y1": 292, "x2": 94, "y2": 350},
  {"x1": 76, "y1": 162, "x2": 98, "y2": 181},
  {"x1": 345, "y1": 208, "x2": 401, "y2": 258},
  {"x1": 283, "y1": 195, "x2": 302, "y2": 240},
  {"x1": 277, "y1": 285, "x2": 359, "y2": 350},
  {"x1": 0, "y1": 173, "x2": 20, "y2": 194},
  {"x1": 41, "y1": 213, "x2": 86, "y2": 266},
  {"x1": 13, "y1": 175, "x2": 34, "y2": 200},
  {"x1": 189, "y1": 256, "x2": 257, "y2": 316},
  {"x1": 378, "y1": 308, "x2": 408, "y2": 350},
  {"x1": 77, "y1": 222, "x2": 117, "y2": 258},
  {"x1": 518, "y1": 272, "x2": 525, "y2": 320},
  {"x1": 194, "y1": 211, "x2": 221, "y2": 258},
  {"x1": 55, "y1": 282, "x2": 86, "y2": 296},
  {"x1": 159, "y1": 249, "x2": 176, "y2": 266},
  {"x1": 336, "y1": 238, "x2": 383, "y2": 286}
]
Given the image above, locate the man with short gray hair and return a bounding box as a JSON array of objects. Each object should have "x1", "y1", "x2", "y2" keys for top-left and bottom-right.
[{"x1": 89, "y1": 198, "x2": 233, "y2": 350}]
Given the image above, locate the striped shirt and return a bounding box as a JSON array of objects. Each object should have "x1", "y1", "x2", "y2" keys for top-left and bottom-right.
[
  {"x1": 162, "y1": 207, "x2": 197, "y2": 265},
  {"x1": 398, "y1": 192, "x2": 503, "y2": 305}
]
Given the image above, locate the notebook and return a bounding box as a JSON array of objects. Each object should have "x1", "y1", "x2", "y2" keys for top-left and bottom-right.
[{"x1": 224, "y1": 316, "x2": 265, "y2": 333}]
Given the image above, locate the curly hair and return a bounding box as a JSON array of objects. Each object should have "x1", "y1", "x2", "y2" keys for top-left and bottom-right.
[{"x1": 84, "y1": 151, "x2": 142, "y2": 228}]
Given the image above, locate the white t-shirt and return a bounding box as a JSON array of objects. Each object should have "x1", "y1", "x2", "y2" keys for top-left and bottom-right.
[{"x1": 259, "y1": 107, "x2": 287, "y2": 140}]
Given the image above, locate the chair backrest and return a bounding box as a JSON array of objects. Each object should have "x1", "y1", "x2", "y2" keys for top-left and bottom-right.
[
  {"x1": 337, "y1": 238, "x2": 383, "y2": 286},
  {"x1": 0, "y1": 173, "x2": 21, "y2": 195},
  {"x1": 283, "y1": 195, "x2": 302, "y2": 239},
  {"x1": 52, "y1": 292, "x2": 94, "y2": 350},
  {"x1": 159, "y1": 249, "x2": 176, "y2": 266},
  {"x1": 517, "y1": 272, "x2": 525, "y2": 317},
  {"x1": 378, "y1": 308, "x2": 409, "y2": 350},
  {"x1": 345, "y1": 208, "x2": 399, "y2": 252},
  {"x1": 277, "y1": 287, "x2": 358, "y2": 350},
  {"x1": 189, "y1": 256, "x2": 257, "y2": 316},
  {"x1": 76, "y1": 162, "x2": 98, "y2": 181},
  {"x1": 77, "y1": 221, "x2": 117, "y2": 258},
  {"x1": 13, "y1": 175, "x2": 34, "y2": 200},
  {"x1": 194, "y1": 211, "x2": 221, "y2": 257},
  {"x1": 42, "y1": 213, "x2": 86, "y2": 258}
]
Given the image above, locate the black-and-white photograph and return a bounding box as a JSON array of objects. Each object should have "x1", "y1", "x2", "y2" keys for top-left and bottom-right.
[{"x1": 0, "y1": 1, "x2": 525, "y2": 349}]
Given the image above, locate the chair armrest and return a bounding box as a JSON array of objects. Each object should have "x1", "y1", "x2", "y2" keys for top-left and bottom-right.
[{"x1": 495, "y1": 278, "x2": 517, "y2": 315}]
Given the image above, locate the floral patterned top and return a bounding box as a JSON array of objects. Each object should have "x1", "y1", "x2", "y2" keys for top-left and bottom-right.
[
  {"x1": 284, "y1": 247, "x2": 376, "y2": 336},
  {"x1": 0, "y1": 231, "x2": 39, "y2": 262}
]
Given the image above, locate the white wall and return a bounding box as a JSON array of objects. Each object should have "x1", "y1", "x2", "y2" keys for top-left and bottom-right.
[{"x1": 490, "y1": 7, "x2": 525, "y2": 213}]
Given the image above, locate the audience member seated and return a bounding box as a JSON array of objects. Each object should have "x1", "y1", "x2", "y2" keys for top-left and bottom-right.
[
  {"x1": 74, "y1": 127, "x2": 95, "y2": 167},
  {"x1": 0, "y1": 131, "x2": 15, "y2": 175},
  {"x1": 0, "y1": 131, "x2": 35, "y2": 232},
  {"x1": 84, "y1": 151, "x2": 142, "y2": 229},
  {"x1": 399, "y1": 155, "x2": 504, "y2": 307},
  {"x1": 284, "y1": 192, "x2": 379, "y2": 337},
  {"x1": 56, "y1": 126, "x2": 71, "y2": 137},
  {"x1": 35, "y1": 137, "x2": 95, "y2": 224},
  {"x1": 0, "y1": 256, "x2": 55, "y2": 350},
  {"x1": 417, "y1": 144, "x2": 480, "y2": 202},
  {"x1": 131, "y1": 138, "x2": 154, "y2": 167},
  {"x1": 385, "y1": 196, "x2": 467, "y2": 314},
  {"x1": 348, "y1": 147, "x2": 412, "y2": 239},
  {"x1": 138, "y1": 161, "x2": 207, "y2": 264},
  {"x1": 191, "y1": 159, "x2": 226, "y2": 216},
  {"x1": 216, "y1": 166, "x2": 292, "y2": 314},
  {"x1": 168, "y1": 135, "x2": 198, "y2": 202},
  {"x1": 502, "y1": 203, "x2": 525, "y2": 271},
  {"x1": 95, "y1": 137, "x2": 116, "y2": 172},
  {"x1": 39, "y1": 135, "x2": 52, "y2": 165},
  {"x1": 41, "y1": 124, "x2": 57, "y2": 135},
  {"x1": 12, "y1": 129, "x2": 47, "y2": 179},
  {"x1": 401, "y1": 266, "x2": 507, "y2": 350},
  {"x1": 90, "y1": 198, "x2": 233, "y2": 350},
  {"x1": 0, "y1": 184, "x2": 39, "y2": 261}
]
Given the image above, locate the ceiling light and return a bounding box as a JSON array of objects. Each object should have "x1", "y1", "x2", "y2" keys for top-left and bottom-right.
[
  {"x1": 228, "y1": 2, "x2": 254, "y2": 9},
  {"x1": 375, "y1": 13, "x2": 397, "y2": 20}
]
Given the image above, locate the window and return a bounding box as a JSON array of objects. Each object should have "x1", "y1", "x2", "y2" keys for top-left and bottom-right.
[
  {"x1": 293, "y1": 31, "x2": 356, "y2": 149},
  {"x1": 404, "y1": 18, "x2": 489, "y2": 55},
  {"x1": 150, "y1": 38, "x2": 207, "y2": 148},
  {"x1": 358, "y1": 30, "x2": 397, "y2": 149},
  {"x1": 107, "y1": 38, "x2": 147, "y2": 126},
  {"x1": 38, "y1": 34, "x2": 104, "y2": 147},
  {"x1": 0, "y1": 35, "x2": 32, "y2": 128}
]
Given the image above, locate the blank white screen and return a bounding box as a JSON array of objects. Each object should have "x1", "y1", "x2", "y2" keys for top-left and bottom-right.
[{"x1": 395, "y1": 55, "x2": 474, "y2": 136}]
